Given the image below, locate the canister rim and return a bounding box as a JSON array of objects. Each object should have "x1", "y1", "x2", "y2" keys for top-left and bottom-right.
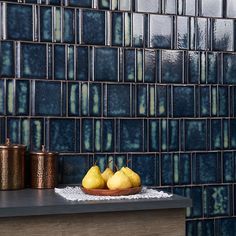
[
  {"x1": 0, "y1": 144, "x2": 26, "y2": 149},
  {"x1": 30, "y1": 151, "x2": 58, "y2": 156}
]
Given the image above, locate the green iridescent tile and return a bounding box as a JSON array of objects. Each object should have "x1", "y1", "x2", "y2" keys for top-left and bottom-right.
[
  {"x1": 67, "y1": 46, "x2": 75, "y2": 80},
  {"x1": 94, "y1": 120, "x2": 101, "y2": 152},
  {"x1": 81, "y1": 83, "x2": 88, "y2": 116},
  {"x1": 68, "y1": 83, "x2": 80, "y2": 116}
]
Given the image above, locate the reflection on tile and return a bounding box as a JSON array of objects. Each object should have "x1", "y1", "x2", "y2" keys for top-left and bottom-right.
[
  {"x1": 119, "y1": 0, "x2": 131, "y2": 11},
  {"x1": 68, "y1": 0, "x2": 92, "y2": 7},
  {"x1": 68, "y1": 83, "x2": 80, "y2": 116},
  {"x1": 67, "y1": 46, "x2": 74, "y2": 80},
  {"x1": 149, "y1": 15, "x2": 173, "y2": 49},
  {"x1": 218, "y1": 87, "x2": 228, "y2": 116},
  {"x1": 144, "y1": 50, "x2": 156, "y2": 83},
  {"x1": 7, "y1": 118, "x2": 21, "y2": 144},
  {"x1": 7, "y1": 4, "x2": 32, "y2": 41},
  {"x1": 76, "y1": 46, "x2": 88, "y2": 81},
  {"x1": 82, "y1": 10, "x2": 105, "y2": 45},
  {"x1": 207, "y1": 52, "x2": 218, "y2": 84},
  {"x1": 112, "y1": 12, "x2": 123, "y2": 46},
  {"x1": 107, "y1": 84, "x2": 130, "y2": 117},
  {"x1": 103, "y1": 119, "x2": 114, "y2": 152},
  {"x1": 161, "y1": 120, "x2": 167, "y2": 151},
  {"x1": 89, "y1": 84, "x2": 101, "y2": 116},
  {"x1": 179, "y1": 153, "x2": 191, "y2": 185},
  {"x1": 176, "y1": 16, "x2": 189, "y2": 49},
  {"x1": 149, "y1": 120, "x2": 159, "y2": 152},
  {"x1": 21, "y1": 43, "x2": 47, "y2": 79},
  {"x1": 185, "y1": 0, "x2": 196, "y2": 15},
  {"x1": 223, "y1": 152, "x2": 235, "y2": 182},
  {"x1": 82, "y1": 119, "x2": 93, "y2": 152},
  {"x1": 195, "y1": 220, "x2": 214, "y2": 236},
  {"x1": 40, "y1": 7, "x2": 52, "y2": 42},
  {"x1": 196, "y1": 18, "x2": 209, "y2": 51},
  {"x1": 49, "y1": 119, "x2": 75, "y2": 152},
  {"x1": 53, "y1": 8, "x2": 61, "y2": 42},
  {"x1": 216, "y1": 218, "x2": 236, "y2": 236},
  {"x1": 64, "y1": 8, "x2": 75, "y2": 43},
  {"x1": 226, "y1": 0, "x2": 236, "y2": 18},
  {"x1": 211, "y1": 119, "x2": 221, "y2": 150},
  {"x1": 124, "y1": 13, "x2": 131, "y2": 46},
  {"x1": 230, "y1": 119, "x2": 236, "y2": 149},
  {"x1": 6, "y1": 80, "x2": 14, "y2": 115},
  {"x1": 99, "y1": 0, "x2": 110, "y2": 9},
  {"x1": 161, "y1": 154, "x2": 173, "y2": 185},
  {"x1": 223, "y1": 54, "x2": 236, "y2": 84},
  {"x1": 15, "y1": 80, "x2": 29, "y2": 116},
  {"x1": 21, "y1": 118, "x2": 30, "y2": 148},
  {"x1": 211, "y1": 86, "x2": 217, "y2": 116},
  {"x1": 0, "y1": 80, "x2": 5, "y2": 115},
  {"x1": 200, "y1": 87, "x2": 210, "y2": 117},
  {"x1": 136, "y1": 50, "x2": 143, "y2": 82},
  {"x1": 132, "y1": 154, "x2": 156, "y2": 186},
  {"x1": 94, "y1": 47, "x2": 118, "y2": 81},
  {"x1": 200, "y1": 0, "x2": 223, "y2": 17},
  {"x1": 137, "y1": 85, "x2": 147, "y2": 116},
  {"x1": 149, "y1": 85, "x2": 155, "y2": 117},
  {"x1": 31, "y1": 119, "x2": 44, "y2": 151},
  {"x1": 124, "y1": 49, "x2": 135, "y2": 82},
  {"x1": 164, "y1": 0, "x2": 176, "y2": 14},
  {"x1": 94, "y1": 119, "x2": 101, "y2": 152},
  {"x1": 212, "y1": 19, "x2": 234, "y2": 51},
  {"x1": 120, "y1": 119, "x2": 144, "y2": 152},
  {"x1": 54, "y1": 45, "x2": 65, "y2": 80},
  {"x1": 81, "y1": 83, "x2": 88, "y2": 116},
  {"x1": 133, "y1": 13, "x2": 144, "y2": 47},
  {"x1": 188, "y1": 52, "x2": 200, "y2": 84},
  {"x1": 168, "y1": 120, "x2": 179, "y2": 151},
  {"x1": 156, "y1": 86, "x2": 167, "y2": 117},
  {"x1": 135, "y1": 0, "x2": 160, "y2": 13}
]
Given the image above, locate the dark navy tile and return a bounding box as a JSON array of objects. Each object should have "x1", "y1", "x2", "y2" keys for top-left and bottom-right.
[
  {"x1": 94, "y1": 47, "x2": 118, "y2": 82},
  {"x1": 186, "y1": 221, "x2": 196, "y2": 236},
  {"x1": 54, "y1": 45, "x2": 66, "y2": 80},
  {"x1": 132, "y1": 154, "x2": 156, "y2": 186},
  {"x1": 67, "y1": 46, "x2": 75, "y2": 80},
  {"x1": 193, "y1": 152, "x2": 219, "y2": 184},
  {"x1": 7, "y1": 118, "x2": 21, "y2": 144},
  {"x1": 120, "y1": 119, "x2": 144, "y2": 152},
  {"x1": 188, "y1": 51, "x2": 200, "y2": 84},
  {"x1": 89, "y1": 83, "x2": 101, "y2": 117},
  {"x1": 0, "y1": 41, "x2": 15, "y2": 77},
  {"x1": 199, "y1": 86, "x2": 210, "y2": 117},
  {"x1": 219, "y1": 87, "x2": 228, "y2": 116},
  {"x1": 216, "y1": 218, "x2": 236, "y2": 236},
  {"x1": 63, "y1": 8, "x2": 75, "y2": 43},
  {"x1": 49, "y1": 119, "x2": 75, "y2": 152},
  {"x1": 190, "y1": 187, "x2": 203, "y2": 218},
  {"x1": 230, "y1": 119, "x2": 236, "y2": 149},
  {"x1": 15, "y1": 80, "x2": 29, "y2": 116},
  {"x1": 226, "y1": 0, "x2": 236, "y2": 18},
  {"x1": 82, "y1": 119, "x2": 93, "y2": 152},
  {"x1": 94, "y1": 119, "x2": 102, "y2": 152},
  {"x1": 7, "y1": 4, "x2": 33, "y2": 41},
  {"x1": 34, "y1": 81, "x2": 61, "y2": 116},
  {"x1": 211, "y1": 119, "x2": 222, "y2": 150},
  {"x1": 21, "y1": 119, "x2": 30, "y2": 148},
  {"x1": 68, "y1": 0, "x2": 92, "y2": 7},
  {"x1": 149, "y1": 120, "x2": 159, "y2": 152},
  {"x1": 76, "y1": 120, "x2": 80, "y2": 152},
  {"x1": 173, "y1": 86, "x2": 194, "y2": 117},
  {"x1": 195, "y1": 220, "x2": 215, "y2": 236},
  {"x1": 135, "y1": 0, "x2": 160, "y2": 13},
  {"x1": 124, "y1": 49, "x2": 135, "y2": 82},
  {"x1": 161, "y1": 154, "x2": 173, "y2": 185},
  {"x1": 204, "y1": 185, "x2": 231, "y2": 217},
  {"x1": 68, "y1": 83, "x2": 80, "y2": 116},
  {"x1": 185, "y1": 0, "x2": 196, "y2": 16},
  {"x1": 0, "y1": 80, "x2": 5, "y2": 115},
  {"x1": 40, "y1": 7, "x2": 52, "y2": 42},
  {"x1": 156, "y1": 86, "x2": 167, "y2": 117},
  {"x1": 149, "y1": 15, "x2": 173, "y2": 49},
  {"x1": 223, "y1": 152, "x2": 235, "y2": 183},
  {"x1": 168, "y1": 120, "x2": 179, "y2": 151},
  {"x1": 112, "y1": 12, "x2": 123, "y2": 46},
  {"x1": 212, "y1": 19, "x2": 234, "y2": 51},
  {"x1": 161, "y1": 119, "x2": 167, "y2": 151},
  {"x1": 162, "y1": 50, "x2": 183, "y2": 83},
  {"x1": 137, "y1": 85, "x2": 147, "y2": 116},
  {"x1": 0, "y1": 118, "x2": 5, "y2": 144},
  {"x1": 80, "y1": 83, "x2": 88, "y2": 116},
  {"x1": 107, "y1": 84, "x2": 130, "y2": 117},
  {"x1": 176, "y1": 16, "x2": 189, "y2": 50},
  {"x1": 21, "y1": 43, "x2": 47, "y2": 79},
  {"x1": 133, "y1": 13, "x2": 144, "y2": 47},
  {"x1": 200, "y1": 0, "x2": 223, "y2": 17},
  {"x1": 49, "y1": 0, "x2": 61, "y2": 5},
  {"x1": 102, "y1": 119, "x2": 114, "y2": 152},
  {"x1": 99, "y1": 0, "x2": 110, "y2": 9},
  {"x1": 82, "y1": 10, "x2": 105, "y2": 45},
  {"x1": 196, "y1": 18, "x2": 209, "y2": 51},
  {"x1": 6, "y1": 80, "x2": 14, "y2": 115},
  {"x1": 144, "y1": 50, "x2": 156, "y2": 83},
  {"x1": 223, "y1": 53, "x2": 236, "y2": 84},
  {"x1": 76, "y1": 46, "x2": 88, "y2": 81},
  {"x1": 207, "y1": 52, "x2": 218, "y2": 84},
  {"x1": 179, "y1": 153, "x2": 191, "y2": 185},
  {"x1": 31, "y1": 119, "x2": 44, "y2": 151},
  {"x1": 185, "y1": 120, "x2": 207, "y2": 151},
  {"x1": 62, "y1": 155, "x2": 89, "y2": 184},
  {"x1": 164, "y1": 0, "x2": 177, "y2": 14}
]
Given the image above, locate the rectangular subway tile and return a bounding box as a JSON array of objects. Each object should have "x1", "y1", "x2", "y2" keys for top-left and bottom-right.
[
  {"x1": 149, "y1": 85, "x2": 155, "y2": 116},
  {"x1": 124, "y1": 49, "x2": 135, "y2": 82},
  {"x1": 94, "y1": 119, "x2": 101, "y2": 152},
  {"x1": 112, "y1": 12, "x2": 123, "y2": 46},
  {"x1": 185, "y1": 0, "x2": 197, "y2": 16},
  {"x1": 226, "y1": 0, "x2": 236, "y2": 18},
  {"x1": 218, "y1": 86, "x2": 229, "y2": 117},
  {"x1": 178, "y1": 153, "x2": 191, "y2": 185},
  {"x1": 211, "y1": 119, "x2": 222, "y2": 150},
  {"x1": 124, "y1": 12, "x2": 131, "y2": 47},
  {"x1": 176, "y1": 16, "x2": 189, "y2": 50},
  {"x1": 30, "y1": 119, "x2": 44, "y2": 151},
  {"x1": 196, "y1": 18, "x2": 210, "y2": 51},
  {"x1": 223, "y1": 53, "x2": 236, "y2": 84},
  {"x1": 200, "y1": 0, "x2": 223, "y2": 17},
  {"x1": 98, "y1": 0, "x2": 110, "y2": 9},
  {"x1": 67, "y1": 45, "x2": 75, "y2": 80},
  {"x1": 53, "y1": 7, "x2": 62, "y2": 42},
  {"x1": 0, "y1": 80, "x2": 5, "y2": 115},
  {"x1": 136, "y1": 49, "x2": 143, "y2": 82},
  {"x1": 161, "y1": 153, "x2": 173, "y2": 185},
  {"x1": 164, "y1": 0, "x2": 177, "y2": 14},
  {"x1": 7, "y1": 118, "x2": 21, "y2": 144},
  {"x1": 68, "y1": 0, "x2": 92, "y2": 7},
  {"x1": 89, "y1": 83, "x2": 101, "y2": 117},
  {"x1": 156, "y1": 85, "x2": 168, "y2": 117},
  {"x1": 82, "y1": 119, "x2": 93, "y2": 152},
  {"x1": 76, "y1": 46, "x2": 88, "y2": 81},
  {"x1": 144, "y1": 49, "x2": 156, "y2": 83},
  {"x1": 40, "y1": 6, "x2": 52, "y2": 42},
  {"x1": 223, "y1": 152, "x2": 235, "y2": 183},
  {"x1": 63, "y1": 8, "x2": 75, "y2": 43},
  {"x1": 199, "y1": 86, "x2": 210, "y2": 117},
  {"x1": 6, "y1": 80, "x2": 14, "y2": 115},
  {"x1": 135, "y1": 0, "x2": 160, "y2": 13},
  {"x1": 80, "y1": 83, "x2": 88, "y2": 116},
  {"x1": 230, "y1": 119, "x2": 236, "y2": 149},
  {"x1": 54, "y1": 44, "x2": 66, "y2": 80},
  {"x1": 188, "y1": 51, "x2": 200, "y2": 84},
  {"x1": 137, "y1": 84, "x2": 147, "y2": 116},
  {"x1": 149, "y1": 119, "x2": 160, "y2": 152},
  {"x1": 168, "y1": 120, "x2": 179, "y2": 151},
  {"x1": 15, "y1": 80, "x2": 29, "y2": 116},
  {"x1": 132, "y1": 13, "x2": 144, "y2": 47},
  {"x1": 68, "y1": 83, "x2": 80, "y2": 116},
  {"x1": 207, "y1": 52, "x2": 218, "y2": 84},
  {"x1": 102, "y1": 119, "x2": 114, "y2": 152}
]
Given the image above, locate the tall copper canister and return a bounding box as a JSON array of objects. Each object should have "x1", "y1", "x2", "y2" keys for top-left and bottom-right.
[
  {"x1": 30, "y1": 145, "x2": 58, "y2": 189},
  {"x1": 0, "y1": 138, "x2": 26, "y2": 190}
]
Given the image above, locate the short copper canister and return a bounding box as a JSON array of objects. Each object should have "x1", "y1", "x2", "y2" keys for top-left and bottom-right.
[
  {"x1": 30, "y1": 145, "x2": 58, "y2": 189},
  {"x1": 0, "y1": 138, "x2": 26, "y2": 190}
]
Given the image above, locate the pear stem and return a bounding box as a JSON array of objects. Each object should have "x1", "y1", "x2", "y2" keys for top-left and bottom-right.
[
  {"x1": 114, "y1": 163, "x2": 119, "y2": 171},
  {"x1": 107, "y1": 159, "x2": 113, "y2": 168},
  {"x1": 126, "y1": 159, "x2": 131, "y2": 166},
  {"x1": 94, "y1": 160, "x2": 98, "y2": 166}
]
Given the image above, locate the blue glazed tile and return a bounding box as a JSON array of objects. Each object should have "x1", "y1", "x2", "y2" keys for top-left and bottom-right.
[
  {"x1": 81, "y1": 83, "x2": 88, "y2": 116},
  {"x1": 54, "y1": 45, "x2": 65, "y2": 80},
  {"x1": 7, "y1": 4, "x2": 32, "y2": 41},
  {"x1": 94, "y1": 119, "x2": 101, "y2": 152},
  {"x1": 193, "y1": 152, "x2": 219, "y2": 184},
  {"x1": 179, "y1": 153, "x2": 191, "y2": 185},
  {"x1": 21, "y1": 119, "x2": 30, "y2": 149},
  {"x1": 68, "y1": 83, "x2": 80, "y2": 116},
  {"x1": 89, "y1": 83, "x2": 101, "y2": 117},
  {"x1": 230, "y1": 119, "x2": 236, "y2": 149},
  {"x1": 0, "y1": 80, "x2": 5, "y2": 115},
  {"x1": 124, "y1": 13, "x2": 131, "y2": 47},
  {"x1": 49, "y1": 0, "x2": 61, "y2": 5},
  {"x1": 211, "y1": 119, "x2": 222, "y2": 150},
  {"x1": 149, "y1": 120, "x2": 159, "y2": 152},
  {"x1": 137, "y1": 85, "x2": 147, "y2": 116},
  {"x1": 107, "y1": 84, "x2": 130, "y2": 117},
  {"x1": 149, "y1": 15, "x2": 173, "y2": 49},
  {"x1": 196, "y1": 220, "x2": 215, "y2": 236},
  {"x1": 120, "y1": 119, "x2": 144, "y2": 152},
  {"x1": 161, "y1": 119, "x2": 167, "y2": 151},
  {"x1": 185, "y1": 120, "x2": 207, "y2": 151},
  {"x1": 21, "y1": 43, "x2": 46, "y2": 79},
  {"x1": 190, "y1": 187, "x2": 203, "y2": 218},
  {"x1": 196, "y1": 18, "x2": 209, "y2": 51},
  {"x1": 68, "y1": 0, "x2": 92, "y2": 7},
  {"x1": 226, "y1": 0, "x2": 236, "y2": 18},
  {"x1": 67, "y1": 46, "x2": 75, "y2": 80},
  {"x1": 149, "y1": 85, "x2": 155, "y2": 117},
  {"x1": 164, "y1": 0, "x2": 177, "y2": 14},
  {"x1": 200, "y1": 0, "x2": 223, "y2": 17},
  {"x1": 133, "y1": 13, "x2": 144, "y2": 47},
  {"x1": 212, "y1": 19, "x2": 234, "y2": 51},
  {"x1": 223, "y1": 152, "x2": 235, "y2": 183},
  {"x1": 114, "y1": 154, "x2": 127, "y2": 170},
  {"x1": 168, "y1": 120, "x2": 179, "y2": 151},
  {"x1": 200, "y1": 86, "x2": 210, "y2": 117},
  {"x1": 135, "y1": 0, "x2": 160, "y2": 13},
  {"x1": 161, "y1": 154, "x2": 173, "y2": 185},
  {"x1": 156, "y1": 86, "x2": 167, "y2": 117},
  {"x1": 176, "y1": 16, "x2": 189, "y2": 50},
  {"x1": 76, "y1": 10, "x2": 80, "y2": 44},
  {"x1": 216, "y1": 218, "x2": 236, "y2": 236},
  {"x1": 62, "y1": 155, "x2": 89, "y2": 184},
  {"x1": 186, "y1": 221, "x2": 196, "y2": 236},
  {"x1": 162, "y1": 50, "x2": 183, "y2": 83},
  {"x1": 136, "y1": 50, "x2": 143, "y2": 82},
  {"x1": 82, "y1": 10, "x2": 105, "y2": 45},
  {"x1": 34, "y1": 81, "x2": 61, "y2": 116},
  {"x1": 15, "y1": 80, "x2": 29, "y2": 116},
  {"x1": 0, "y1": 41, "x2": 15, "y2": 77},
  {"x1": 0, "y1": 118, "x2": 5, "y2": 144},
  {"x1": 103, "y1": 119, "x2": 114, "y2": 152},
  {"x1": 144, "y1": 50, "x2": 156, "y2": 83},
  {"x1": 64, "y1": 8, "x2": 75, "y2": 43},
  {"x1": 94, "y1": 47, "x2": 118, "y2": 82},
  {"x1": 132, "y1": 154, "x2": 156, "y2": 186},
  {"x1": 173, "y1": 86, "x2": 194, "y2": 117},
  {"x1": 223, "y1": 54, "x2": 236, "y2": 84},
  {"x1": 219, "y1": 87, "x2": 228, "y2": 116},
  {"x1": 188, "y1": 51, "x2": 200, "y2": 84},
  {"x1": 6, "y1": 80, "x2": 14, "y2": 115},
  {"x1": 211, "y1": 86, "x2": 217, "y2": 116},
  {"x1": 112, "y1": 12, "x2": 123, "y2": 46},
  {"x1": 82, "y1": 119, "x2": 93, "y2": 152},
  {"x1": 124, "y1": 49, "x2": 135, "y2": 82},
  {"x1": 223, "y1": 119, "x2": 229, "y2": 149},
  {"x1": 40, "y1": 7, "x2": 52, "y2": 42},
  {"x1": 76, "y1": 120, "x2": 80, "y2": 152},
  {"x1": 76, "y1": 46, "x2": 88, "y2": 81},
  {"x1": 207, "y1": 52, "x2": 218, "y2": 84},
  {"x1": 94, "y1": 154, "x2": 108, "y2": 172},
  {"x1": 99, "y1": 0, "x2": 110, "y2": 9},
  {"x1": 53, "y1": 8, "x2": 61, "y2": 42},
  {"x1": 31, "y1": 119, "x2": 44, "y2": 151},
  {"x1": 49, "y1": 119, "x2": 75, "y2": 152},
  {"x1": 185, "y1": 0, "x2": 196, "y2": 16},
  {"x1": 7, "y1": 118, "x2": 21, "y2": 144},
  {"x1": 204, "y1": 185, "x2": 231, "y2": 217}
]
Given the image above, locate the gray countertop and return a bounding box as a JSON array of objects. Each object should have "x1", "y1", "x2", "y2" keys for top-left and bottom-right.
[{"x1": 0, "y1": 187, "x2": 192, "y2": 218}]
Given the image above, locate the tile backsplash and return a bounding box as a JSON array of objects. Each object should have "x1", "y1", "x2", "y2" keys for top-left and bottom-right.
[{"x1": 1, "y1": 0, "x2": 236, "y2": 234}]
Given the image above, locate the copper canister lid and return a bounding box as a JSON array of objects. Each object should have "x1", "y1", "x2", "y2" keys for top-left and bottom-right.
[
  {"x1": 30, "y1": 145, "x2": 58, "y2": 156},
  {"x1": 0, "y1": 138, "x2": 26, "y2": 149}
]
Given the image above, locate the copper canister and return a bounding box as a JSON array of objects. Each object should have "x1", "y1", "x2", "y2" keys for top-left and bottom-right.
[
  {"x1": 30, "y1": 145, "x2": 58, "y2": 189},
  {"x1": 0, "y1": 138, "x2": 26, "y2": 190}
]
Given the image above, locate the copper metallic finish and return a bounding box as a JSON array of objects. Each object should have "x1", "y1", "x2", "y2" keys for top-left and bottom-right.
[
  {"x1": 0, "y1": 138, "x2": 26, "y2": 190},
  {"x1": 30, "y1": 145, "x2": 58, "y2": 189}
]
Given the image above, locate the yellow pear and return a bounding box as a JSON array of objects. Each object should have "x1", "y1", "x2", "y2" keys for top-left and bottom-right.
[
  {"x1": 82, "y1": 165, "x2": 105, "y2": 189},
  {"x1": 121, "y1": 167, "x2": 141, "y2": 187},
  {"x1": 107, "y1": 170, "x2": 132, "y2": 190},
  {"x1": 101, "y1": 168, "x2": 114, "y2": 186}
]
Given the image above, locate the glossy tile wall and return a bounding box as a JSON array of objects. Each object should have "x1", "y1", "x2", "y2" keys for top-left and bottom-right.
[{"x1": 0, "y1": 0, "x2": 235, "y2": 234}]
